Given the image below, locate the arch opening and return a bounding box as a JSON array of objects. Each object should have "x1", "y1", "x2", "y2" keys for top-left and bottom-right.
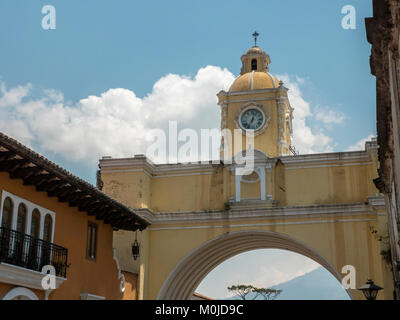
[
  {"x1": 17, "y1": 203, "x2": 27, "y2": 234},
  {"x1": 1, "y1": 197, "x2": 13, "y2": 229},
  {"x1": 157, "y1": 230, "x2": 353, "y2": 300},
  {"x1": 2, "y1": 287, "x2": 39, "y2": 300},
  {"x1": 31, "y1": 209, "x2": 41, "y2": 238},
  {"x1": 251, "y1": 59, "x2": 257, "y2": 71},
  {"x1": 196, "y1": 248, "x2": 350, "y2": 300},
  {"x1": 43, "y1": 214, "x2": 53, "y2": 242}
]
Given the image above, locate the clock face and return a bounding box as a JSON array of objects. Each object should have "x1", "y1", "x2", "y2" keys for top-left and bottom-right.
[{"x1": 240, "y1": 108, "x2": 264, "y2": 130}]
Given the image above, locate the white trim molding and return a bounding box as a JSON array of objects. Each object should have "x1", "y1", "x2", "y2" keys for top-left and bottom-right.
[
  {"x1": 149, "y1": 218, "x2": 376, "y2": 231},
  {"x1": 140, "y1": 201, "x2": 381, "y2": 226},
  {"x1": 2, "y1": 287, "x2": 39, "y2": 300},
  {"x1": 113, "y1": 248, "x2": 126, "y2": 293},
  {"x1": 281, "y1": 151, "x2": 371, "y2": 165},
  {"x1": 80, "y1": 292, "x2": 105, "y2": 300},
  {"x1": 0, "y1": 263, "x2": 66, "y2": 291}
]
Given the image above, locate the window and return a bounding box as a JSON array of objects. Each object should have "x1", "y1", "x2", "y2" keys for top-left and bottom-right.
[
  {"x1": 1, "y1": 190, "x2": 55, "y2": 241},
  {"x1": 41, "y1": 214, "x2": 53, "y2": 265},
  {"x1": 30, "y1": 209, "x2": 40, "y2": 238},
  {"x1": 251, "y1": 59, "x2": 257, "y2": 70},
  {"x1": 0, "y1": 191, "x2": 58, "y2": 270},
  {"x1": 1, "y1": 197, "x2": 13, "y2": 229},
  {"x1": 43, "y1": 214, "x2": 52, "y2": 242},
  {"x1": 15, "y1": 203, "x2": 27, "y2": 260},
  {"x1": 86, "y1": 222, "x2": 97, "y2": 261},
  {"x1": 17, "y1": 203, "x2": 27, "y2": 234},
  {"x1": 28, "y1": 209, "x2": 41, "y2": 265}
]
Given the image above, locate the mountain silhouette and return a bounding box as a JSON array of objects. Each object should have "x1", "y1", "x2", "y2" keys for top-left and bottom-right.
[{"x1": 227, "y1": 267, "x2": 350, "y2": 300}]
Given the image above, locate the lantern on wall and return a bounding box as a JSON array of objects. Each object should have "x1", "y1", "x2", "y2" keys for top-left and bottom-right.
[
  {"x1": 358, "y1": 279, "x2": 383, "y2": 300},
  {"x1": 131, "y1": 232, "x2": 140, "y2": 260}
]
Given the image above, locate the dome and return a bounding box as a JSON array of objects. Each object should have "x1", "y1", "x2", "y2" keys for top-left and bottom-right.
[
  {"x1": 245, "y1": 46, "x2": 266, "y2": 55},
  {"x1": 229, "y1": 71, "x2": 280, "y2": 92},
  {"x1": 228, "y1": 44, "x2": 280, "y2": 93}
]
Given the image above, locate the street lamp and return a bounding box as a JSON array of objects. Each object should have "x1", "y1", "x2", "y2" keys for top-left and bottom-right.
[
  {"x1": 131, "y1": 232, "x2": 140, "y2": 260},
  {"x1": 358, "y1": 279, "x2": 383, "y2": 300}
]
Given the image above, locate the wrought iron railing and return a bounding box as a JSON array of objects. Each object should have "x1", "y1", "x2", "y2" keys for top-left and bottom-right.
[{"x1": 0, "y1": 227, "x2": 68, "y2": 278}]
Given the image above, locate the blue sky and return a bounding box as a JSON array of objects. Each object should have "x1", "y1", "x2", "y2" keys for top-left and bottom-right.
[
  {"x1": 0, "y1": 0, "x2": 375, "y2": 183},
  {"x1": 0, "y1": 1, "x2": 374, "y2": 298}
]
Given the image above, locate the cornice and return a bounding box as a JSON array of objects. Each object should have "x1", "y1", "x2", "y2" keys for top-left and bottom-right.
[
  {"x1": 281, "y1": 150, "x2": 371, "y2": 166},
  {"x1": 367, "y1": 195, "x2": 386, "y2": 210},
  {"x1": 135, "y1": 202, "x2": 381, "y2": 226},
  {"x1": 99, "y1": 156, "x2": 156, "y2": 175},
  {"x1": 227, "y1": 87, "x2": 288, "y2": 96},
  {"x1": 100, "y1": 157, "x2": 221, "y2": 176},
  {"x1": 101, "y1": 149, "x2": 374, "y2": 179},
  {"x1": 133, "y1": 208, "x2": 154, "y2": 223}
]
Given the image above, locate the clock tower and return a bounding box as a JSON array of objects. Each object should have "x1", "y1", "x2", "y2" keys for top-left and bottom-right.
[{"x1": 217, "y1": 40, "x2": 293, "y2": 159}]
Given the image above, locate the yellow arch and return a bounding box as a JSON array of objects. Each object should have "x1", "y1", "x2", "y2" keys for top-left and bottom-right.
[{"x1": 157, "y1": 230, "x2": 353, "y2": 300}]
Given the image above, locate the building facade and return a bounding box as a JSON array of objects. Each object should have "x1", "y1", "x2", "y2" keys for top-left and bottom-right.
[
  {"x1": 99, "y1": 44, "x2": 394, "y2": 299},
  {"x1": 0, "y1": 132, "x2": 149, "y2": 300},
  {"x1": 366, "y1": 0, "x2": 400, "y2": 299}
]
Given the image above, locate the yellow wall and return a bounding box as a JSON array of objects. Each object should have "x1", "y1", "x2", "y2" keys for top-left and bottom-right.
[
  {"x1": 101, "y1": 168, "x2": 227, "y2": 213},
  {"x1": 240, "y1": 180, "x2": 261, "y2": 199},
  {"x1": 283, "y1": 163, "x2": 378, "y2": 206},
  {"x1": 221, "y1": 93, "x2": 286, "y2": 158},
  {"x1": 0, "y1": 172, "x2": 122, "y2": 300},
  {"x1": 101, "y1": 170, "x2": 152, "y2": 209},
  {"x1": 101, "y1": 159, "x2": 379, "y2": 213},
  {"x1": 100, "y1": 149, "x2": 393, "y2": 300},
  {"x1": 145, "y1": 216, "x2": 385, "y2": 300}
]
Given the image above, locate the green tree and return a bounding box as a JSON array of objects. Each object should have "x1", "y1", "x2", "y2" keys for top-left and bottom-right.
[
  {"x1": 252, "y1": 287, "x2": 282, "y2": 300},
  {"x1": 227, "y1": 284, "x2": 282, "y2": 300},
  {"x1": 227, "y1": 285, "x2": 255, "y2": 300}
]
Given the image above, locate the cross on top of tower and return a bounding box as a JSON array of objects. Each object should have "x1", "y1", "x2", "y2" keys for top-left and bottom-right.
[{"x1": 252, "y1": 31, "x2": 259, "y2": 47}]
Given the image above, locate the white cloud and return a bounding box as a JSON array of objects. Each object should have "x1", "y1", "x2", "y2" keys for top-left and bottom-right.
[
  {"x1": 0, "y1": 68, "x2": 341, "y2": 164},
  {"x1": 315, "y1": 106, "x2": 347, "y2": 125},
  {"x1": 346, "y1": 134, "x2": 375, "y2": 151},
  {"x1": 0, "y1": 66, "x2": 234, "y2": 164},
  {"x1": 278, "y1": 74, "x2": 334, "y2": 154},
  {"x1": 295, "y1": 75, "x2": 305, "y2": 85},
  {"x1": 0, "y1": 82, "x2": 31, "y2": 108}
]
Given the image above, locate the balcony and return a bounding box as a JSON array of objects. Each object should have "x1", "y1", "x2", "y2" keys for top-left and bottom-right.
[{"x1": 0, "y1": 227, "x2": 68, "y2": 278}]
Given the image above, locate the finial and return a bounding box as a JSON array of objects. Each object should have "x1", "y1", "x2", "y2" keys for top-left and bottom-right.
[
  {"x1": 252, "y1": 31, "x2": 259, "y2": 47},
  {"x1": 253, "y1": 31, "x2": 259, "y2": 47}
]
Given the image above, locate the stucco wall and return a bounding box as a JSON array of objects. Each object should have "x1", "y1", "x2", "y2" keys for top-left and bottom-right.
[
  {"x1": 99, "y1": 140, "x2": 391, "y2": 300},
  {"x1": 0, "y1": 172, "x2": 122, "y2": 300},
  {"x1": 145, "y1": 215, "x2": 387, "y2": 300}
]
